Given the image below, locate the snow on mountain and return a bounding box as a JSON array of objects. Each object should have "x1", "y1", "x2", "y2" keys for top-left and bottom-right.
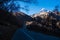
[{"x1": 31, "y1": 8, "x2": 50, "y2": 18}]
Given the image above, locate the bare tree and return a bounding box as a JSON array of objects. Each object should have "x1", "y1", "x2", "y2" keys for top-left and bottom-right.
[
  {"x1": 53, "y1": 5, "x2": 59, "y2": 12},
  {"x1": 0, "y1": 0, "x2": 38, "y2": 12}
]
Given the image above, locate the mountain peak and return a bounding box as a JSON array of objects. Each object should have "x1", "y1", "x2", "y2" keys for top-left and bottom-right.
[{"x1": 40, "y1": 8, "x2": 47, "y2": 12}]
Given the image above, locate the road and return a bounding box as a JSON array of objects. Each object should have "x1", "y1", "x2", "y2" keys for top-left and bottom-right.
[{"x1": 12, "y1": 25, "x2": 60, "y2": 40}]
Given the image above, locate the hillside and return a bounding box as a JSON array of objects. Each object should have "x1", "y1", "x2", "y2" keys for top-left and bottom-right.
[
  {"x1": 26, "y1": 11, "x2": 60, "y2": 37},
  {"x1": 0, "y1": 9, "x2": 33, "y2": 40}
]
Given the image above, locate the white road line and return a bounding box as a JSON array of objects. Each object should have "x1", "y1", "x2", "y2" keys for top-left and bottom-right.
[{"x1": 22, "y1": 30, "x2": 34, "y2": 40}]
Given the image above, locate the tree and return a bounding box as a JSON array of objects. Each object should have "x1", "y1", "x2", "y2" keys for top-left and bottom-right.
[
  {"x1": 53, "y1": 5, "x2": 59, "y2": 12},
  {"x1": 0, "y1": 0, "x2": 38, "y2": 13}
]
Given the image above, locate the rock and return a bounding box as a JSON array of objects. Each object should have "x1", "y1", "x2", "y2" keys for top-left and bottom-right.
[
  {"x1": 32, "y1": 12, "x2": 49, "y2": 19},
  {"x1": 56, "y1": 21, "x2": 60, "y2": 28},
  {"x1": 26, "y1": 11, "x2": 60, "y2": 37}
]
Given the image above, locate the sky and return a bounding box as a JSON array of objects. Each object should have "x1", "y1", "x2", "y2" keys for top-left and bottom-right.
[{"x1": 18, "y1": 0, "x2": 60, "y2": 15}]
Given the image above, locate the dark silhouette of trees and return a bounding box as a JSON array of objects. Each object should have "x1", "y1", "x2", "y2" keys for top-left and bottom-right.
[
  {"x1": 0, "y1": 0, "x2": 38, "y2": 12},
  {"x1": 53, "y1": 5, "x2": 60, "y2": 15}
]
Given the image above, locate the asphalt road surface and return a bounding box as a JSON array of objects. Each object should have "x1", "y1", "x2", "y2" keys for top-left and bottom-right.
[{"x1": 12, "y1": 25, "x2": 60, "y2": 40}]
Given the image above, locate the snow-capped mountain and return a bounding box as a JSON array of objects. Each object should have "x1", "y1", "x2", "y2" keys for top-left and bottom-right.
[
  {"x1": 31, "y1": 8, "x2": 50, "y2": 18},
  {"x1": 40, "y1": 8, "x2": 47, "y2": 12},
  {"x1": 40, "y1": 8, "x2": 51, "y2": 12}
]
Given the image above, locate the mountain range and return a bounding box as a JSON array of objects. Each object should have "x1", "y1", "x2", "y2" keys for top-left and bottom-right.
[{"x1": 0, "y1": 9, "x2": 60, "y2": 40}]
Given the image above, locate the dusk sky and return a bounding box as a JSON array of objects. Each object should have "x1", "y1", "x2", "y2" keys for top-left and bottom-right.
[{"x1": 18, "y1": 0, "x2": 60, "y2": 15}]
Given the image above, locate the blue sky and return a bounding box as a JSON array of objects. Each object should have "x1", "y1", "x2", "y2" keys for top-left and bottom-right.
[{"x1": 19, "y1": 0, "x2": 60, "y2": 15}]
